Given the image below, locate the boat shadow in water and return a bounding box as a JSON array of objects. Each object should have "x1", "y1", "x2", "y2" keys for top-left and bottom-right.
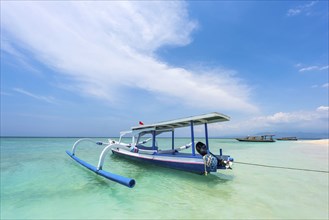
[{"x1": 66, "y1": 158, "x2": 118, "y2": 189}]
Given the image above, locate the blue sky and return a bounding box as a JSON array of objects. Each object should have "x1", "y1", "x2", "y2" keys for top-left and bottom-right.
[{"x1": 1, "y1": 1, "x2": 328, "y2": 137}]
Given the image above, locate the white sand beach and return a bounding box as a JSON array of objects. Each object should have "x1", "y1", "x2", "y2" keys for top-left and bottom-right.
[
  {"x1": 294, "y1": 139, "x2": 328, "y2": 162},
  {"x1": 297, "y1": 139, "x2": 329, "y2": 146}
]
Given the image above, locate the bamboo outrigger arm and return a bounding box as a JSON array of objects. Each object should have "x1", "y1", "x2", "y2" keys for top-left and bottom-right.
[{"x1": 66, "y1": 138, "x2": 135, "y2": 188}]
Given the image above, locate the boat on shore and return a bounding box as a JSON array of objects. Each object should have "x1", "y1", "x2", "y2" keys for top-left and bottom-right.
[
  {"x1": 277, "y1": 137, "x2": 298, "y2": 141},
  {"x1": 236, "y1": 135, "x2": 276, "y2": 142},
  {"x1": 66, "y1": 112, "x2": 234, "y2": 188}
]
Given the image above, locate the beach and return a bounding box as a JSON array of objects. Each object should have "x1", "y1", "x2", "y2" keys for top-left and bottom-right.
[{"x1": 297, "y1": 139, "x2": 329, "y2": 145}]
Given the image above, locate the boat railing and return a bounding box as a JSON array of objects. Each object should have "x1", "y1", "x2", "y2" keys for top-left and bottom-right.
[{"x1": 71, "y1": 138, "x2": 105, "y2": 155}]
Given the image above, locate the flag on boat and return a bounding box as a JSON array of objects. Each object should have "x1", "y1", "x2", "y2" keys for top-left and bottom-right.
[{"x1": 139, "y1": 121, "x2": 144, "y2": 125}]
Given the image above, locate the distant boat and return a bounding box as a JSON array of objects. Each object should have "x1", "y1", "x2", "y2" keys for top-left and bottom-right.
[
  {"x1": 276, "y1": 137, "x2": 298, "y2": 141},
  {"x1": 236, "y1": 135, "x2": 276, "y2": 142}
]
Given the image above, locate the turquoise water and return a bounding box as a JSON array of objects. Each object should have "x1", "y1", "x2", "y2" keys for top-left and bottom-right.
[{"x1": 1, "y1": 137, "x2": 328, "y2": 219}]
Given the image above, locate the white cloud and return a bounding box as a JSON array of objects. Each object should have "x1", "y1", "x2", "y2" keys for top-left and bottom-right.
[
  {"x1": 311, "y1": 82, "x2": 329, "y2": 88},
  {"x1": 1, "y1": 39, "x2": 42, "y2": 75},
  {"x1": 299, "y1": 65, "x2": 328, "y2": 72},
  {"x1": 210, "y1": 106, "x2": 329, "y2": 135},
  {"x1": 320, "y1": 66, "x2": 329, "y2": 71},
  {"x1": 322, "y1": 83, "x2": 329, "y2": 88},
  {"x1": 287, "y1": 9, "x2": 302, "y2": 16},
  {"x1": 287, "y1": 1, "x2": 318, "y2": 16},
  {"x1": 1, "y1": 1, "x2": 258, "y2": 113},
  {"x1": 299, "y1": 66, "x2": 317, "y2": 72},
  {"x1": 249, "y1": 107, "x2": 328, "y2": 128},
  {"x1": 317, "y1": 106, "x2": 329, "y2": 112},
  {"x1": 13, "y1": 88, "x2": 57, "y2": 104},
  {"x1": 295, "y1": 63, "x2": 303, "y2": 68}
]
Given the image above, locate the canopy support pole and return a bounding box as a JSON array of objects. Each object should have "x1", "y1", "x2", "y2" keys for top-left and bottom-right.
[
  {"x1": 205, "y1": 123, "x2": 209, "y2": 154},
  {"x1": 172, "y1": 130, "x2": 175, "y2": 150},
  {"x1": 152, "y1": 130, "x2": 156, "y2": 150},
  {"x1": 190, "y1": 120, "x2": 195, "y2": 156}
]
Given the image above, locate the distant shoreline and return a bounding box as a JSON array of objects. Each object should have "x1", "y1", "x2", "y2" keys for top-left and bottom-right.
[{"x1": 0, "y1": 136, "x2": 328, "y2": 140}]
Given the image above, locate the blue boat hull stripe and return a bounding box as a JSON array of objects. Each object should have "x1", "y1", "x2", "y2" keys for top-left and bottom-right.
[
  {"x1": 112, "y1": 148, "x2": 204, "y2": 164},
  {"x1": 112, "y1": 148, "x2": 207, "y2": 173}
]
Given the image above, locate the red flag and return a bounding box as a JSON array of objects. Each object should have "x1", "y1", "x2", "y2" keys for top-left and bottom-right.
[{"x1": 139, "y1": 121, "x2": 144, "y2": 125}]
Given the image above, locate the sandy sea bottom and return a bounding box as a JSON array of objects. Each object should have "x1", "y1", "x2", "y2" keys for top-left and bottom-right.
[{"x1": 1, "y1": 138, "x2": 328, "y2": 219}]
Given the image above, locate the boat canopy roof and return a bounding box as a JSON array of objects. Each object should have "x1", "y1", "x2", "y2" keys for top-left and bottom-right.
[{"x1": 131, "y1": 112, "x2": 230, "y2": 133}]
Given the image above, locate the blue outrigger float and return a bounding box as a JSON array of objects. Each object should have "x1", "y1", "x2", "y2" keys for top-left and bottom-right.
[{"x1": 66, "y1": 112, "x2": 234, "y2": 188}]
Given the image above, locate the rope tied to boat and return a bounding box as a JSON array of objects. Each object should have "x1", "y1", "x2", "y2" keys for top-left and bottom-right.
[{"x1": 234, "y1": 161, "x2": 329, "y2": 173}]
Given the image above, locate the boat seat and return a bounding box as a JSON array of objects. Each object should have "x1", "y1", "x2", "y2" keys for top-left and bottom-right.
[
  {"x1": 157, "y1": 149, "x2": 178, "y2": 155},
  {"x1": 136, "y1": 144, "x2": 158, "y2": 150}
]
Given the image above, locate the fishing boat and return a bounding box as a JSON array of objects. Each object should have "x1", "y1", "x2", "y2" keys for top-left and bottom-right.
[
  {"x1": 276, "y1": 137, "x2": 298, "y2": 141},
  {"x1": 236, "y1": 134, "x2": 276, "y2": 142},
  {"x1": 66, "y1": 112, "x2": 234, "y2": 188}
]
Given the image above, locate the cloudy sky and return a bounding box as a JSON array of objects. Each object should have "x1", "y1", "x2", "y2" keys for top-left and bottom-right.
[{"x1": 1, "y1": 1, "x2": 328, "y2": 137}]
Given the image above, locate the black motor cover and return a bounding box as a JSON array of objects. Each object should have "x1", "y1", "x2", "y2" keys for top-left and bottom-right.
[{"x1": 196, "y1": 141, "x2": 208, "y2": 156}]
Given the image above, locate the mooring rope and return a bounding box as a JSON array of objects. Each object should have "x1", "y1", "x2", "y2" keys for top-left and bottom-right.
[{"x1": 234, "y1": 161, "x2": 329, "y2": 174}]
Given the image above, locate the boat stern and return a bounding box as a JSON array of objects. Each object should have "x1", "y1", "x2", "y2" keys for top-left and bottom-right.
[{"x1": 216, "y1": 154, "x2": 234, "y2": 170}]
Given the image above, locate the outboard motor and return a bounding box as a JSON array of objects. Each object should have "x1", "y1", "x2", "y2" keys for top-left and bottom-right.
[
  {"x1": 196, "y1": 142, "x2": 208, "y2": 156},
  {"x1": 196, "y1": 141, "x2": 233, "y2": 170},
  {"x1": 196, "y1": 142, "x2": 218, "y2": 173}
]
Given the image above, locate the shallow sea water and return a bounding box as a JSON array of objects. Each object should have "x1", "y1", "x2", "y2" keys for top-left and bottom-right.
[{"x1": 1, "y1": 137, "x2": 328, "y2": 219}]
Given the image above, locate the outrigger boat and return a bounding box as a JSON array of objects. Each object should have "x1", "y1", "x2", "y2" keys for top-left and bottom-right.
[
  {"x1": 236, "y1": 134, "x2": 276, "y2": 142},
  {"x1": 66, "y1": 112, "x2": 234, "y2": 188},
  {"x1": 276, "y1": 137, "x2": 298, "y2": 141}
]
